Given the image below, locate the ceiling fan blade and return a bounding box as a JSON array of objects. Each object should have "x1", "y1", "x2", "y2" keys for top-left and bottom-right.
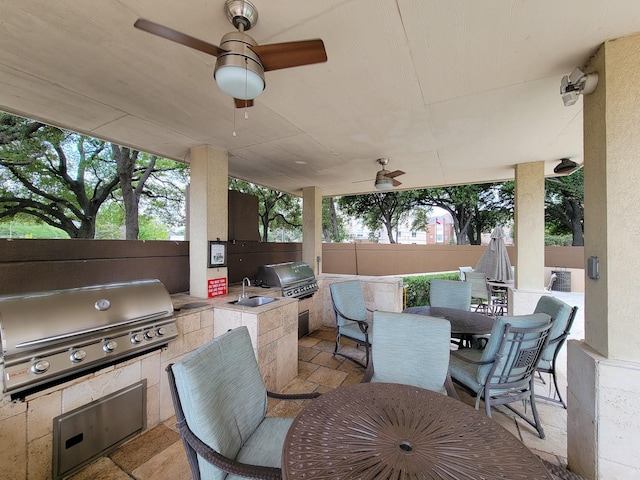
[
  {"x1": 234, "y1": 98, "x2": 254, "y2": 108},
  {"x1": 251, "y1": 39, "x2": 327, "y2": 72},
  {"x1": 387, "y1": 170, "x2": 405, "y2": 178},
  {"x1": 134, "y1": 18, "x2": 227, "y2": 58},
  {"x1": 392, "y1": 178, "x2": 402, "y2": 187}
]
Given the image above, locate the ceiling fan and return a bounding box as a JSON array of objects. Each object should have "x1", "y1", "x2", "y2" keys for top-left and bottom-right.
[
  {"x1": 134, "y1": 0, "x2": 327, "y2": 108},
  {"x1": 374, "y1": 158, "x2": 405, "y2": 190}
]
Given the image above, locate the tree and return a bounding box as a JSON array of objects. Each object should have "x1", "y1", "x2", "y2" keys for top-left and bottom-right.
[
  {"x1": 112, "y1": 146, "x2": 188, "y2": 239},
  {"x1": 545, "y1": 169, "x2": 584, "y2": 246},
  {"x1": 415, "y1": 183, "x2": 513, "y2": 244},
  {"x1": 0, "y1": 112, "x2": 187, "y2": 239},
  {"x1": 228, "y1": 179, "x2": 302, "y2": 242},
  {"x1": 338, "y1": 191, "x2": 418, "y2": 243},
  {"x1": 322, "y1": 197, "x2": 349, "y2": 242},
  {"x1": 0, "y1": 118, "x2": 119, "y2": 238}
]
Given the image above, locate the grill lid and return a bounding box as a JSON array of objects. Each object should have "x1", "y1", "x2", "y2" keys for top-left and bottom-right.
[
  {"x1": 256, "y1": 261, "x2": 315, "y2": 287},
  {"x1": 0, "y1": 279, "x2": 173, "y2": 358}
]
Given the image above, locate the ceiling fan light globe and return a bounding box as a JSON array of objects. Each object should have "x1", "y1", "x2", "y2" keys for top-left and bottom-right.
[
  {"x1": 375, "y1": 173, "x2": 393, "y2": 190},
  {"x1": 215, "y1": 63, "x2": 265, "y2": 99},
  {"x1": 214, "y1": 31, "x2": 265, "y2": 100}
]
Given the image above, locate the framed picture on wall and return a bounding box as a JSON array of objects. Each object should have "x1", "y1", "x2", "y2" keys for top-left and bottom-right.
[{"x1": 208, "y1": 241, "x2": 227, "y2": 268}]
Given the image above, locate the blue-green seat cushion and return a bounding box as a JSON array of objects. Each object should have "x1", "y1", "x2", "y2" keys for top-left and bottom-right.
[
  {"x1": 371, "y1": 311, "x2": 450, "y2": 394},
  {"x1": 338, "y1": 319, "x2": 372, "y2": 342},
  {"x1": 225, "y1": 417, "x2": 294, "y2": 480},
  {"x1": 449, "y1": 313, "x2": 551, "y2": 394},
  {"x1": 172, "y1": 327, "x2": 270, "y2": 480}
]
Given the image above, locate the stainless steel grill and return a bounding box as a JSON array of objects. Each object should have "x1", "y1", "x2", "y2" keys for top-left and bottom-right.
[
  {"x1": 255, "y1": 261, "x2": 318, "y2": 299},
  {"x1": 0, "y1": 279, "x2": 178, "y2": 398}
]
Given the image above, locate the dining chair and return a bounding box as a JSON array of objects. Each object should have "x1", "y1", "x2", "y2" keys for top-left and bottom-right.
[
  {"x1": 430, "y1": 278, "x2": 472, "y2": 347},
  {"x1": 430, "y1": 278, "x2": 472, "y2": 311},
  {"x1": 329, "y1": 280, "x2": 373, "y2": 367},
  {"x1": 458, "y1": 266, "x2": 474, "y2": 282},
  {"x1": 463, "y1": 271, "x2": 491, "y2": 313},
  {"x1": 362, "y1": 311, "x2": 458, "y2": 398},
  {"x1": 166, "y1": 326, "x2": 319, "y2": 480},
  {"x1": 533, "y1": 295, "x2": 579, "y2": 408},
  {"x1": 449, "y1": 312, "x2": 553, "y2": 438}
]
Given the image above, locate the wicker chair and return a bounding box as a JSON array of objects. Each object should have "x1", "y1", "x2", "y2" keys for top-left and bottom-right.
[
  {"x1": 166, "y1": 326, "x2": 319, "y2": 480},
  {"x1": 533, "y1": 296, "x2": 579, "y2": 408},
  {"x1": 362, "y1": 311, "x2": 458, "y2": 398},
  {"x1": 449, "y1": 313, "x2": 553, "y2": 438},
  {"x1": 329, "y1": 280, "x2": 373, "y2": 367}
]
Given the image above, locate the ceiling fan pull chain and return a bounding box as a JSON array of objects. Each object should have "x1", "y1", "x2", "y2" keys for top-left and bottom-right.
[
  {"x1": 244, "y1": 58, "x2": 249, "y2": 119},
  {"x1": 232, "y1": 105, "x2": 237, "y2": 136}
]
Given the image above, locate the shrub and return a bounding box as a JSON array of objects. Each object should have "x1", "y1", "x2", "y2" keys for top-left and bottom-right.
[{"x1": 402, "y1": 272, "x2": 460, "y2": 308}]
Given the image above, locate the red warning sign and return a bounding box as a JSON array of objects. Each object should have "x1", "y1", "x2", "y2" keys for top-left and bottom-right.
[{"x1": 207, "y1": 277, "x2": 227, "y2": 298}]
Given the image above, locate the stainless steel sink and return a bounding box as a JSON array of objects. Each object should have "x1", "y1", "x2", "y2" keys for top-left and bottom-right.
[{"x1": 231, "y1": 296, "x2": 278, "y2": 307}]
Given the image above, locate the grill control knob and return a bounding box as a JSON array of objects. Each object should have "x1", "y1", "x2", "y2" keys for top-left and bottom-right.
[
  {"x1": 103, "y1": 341, "x2": 118, "y2": 352},
  {"x1": 131, "y1": 334, "x2": 144, "y2": 344},
  {"x1": 144, "y1": 330, "x2": 155, "y2": 340},
  {"x1": 31, "y1": 360, "x2": 50, "y2": 374},
  {"x1": 157, "y1": 327, "x2": 167, "y2": 336},
  {"x1": 70, "y1": 350, "x2": 86, "y2": 362}
]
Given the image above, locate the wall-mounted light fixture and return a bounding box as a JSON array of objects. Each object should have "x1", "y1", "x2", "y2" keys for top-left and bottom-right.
[
  {"x1": 560, "y1": 67, "x2": 598, "y2": 106},
  {"x1": 554, "y1": 158, "x2": 579, "y2": 175}
]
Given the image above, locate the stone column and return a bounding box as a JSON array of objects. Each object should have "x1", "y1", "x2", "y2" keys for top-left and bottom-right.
[
  {"x1": 302, "y1": 187, "x2": 322, "y2": 274},
  {"x1": 188, "y1": 145, "x2": 228, "y2": 298},
  {"x1": 511, "y1": 161, "x2": 546, "y2": 314},
  {"x1": 567, "y1": 32, "x2": 640, "y2": 479}
]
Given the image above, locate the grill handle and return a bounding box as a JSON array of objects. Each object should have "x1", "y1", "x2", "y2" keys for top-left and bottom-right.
[{"x1": 14, "y1": 312, "x2": 173, "y2": 349}]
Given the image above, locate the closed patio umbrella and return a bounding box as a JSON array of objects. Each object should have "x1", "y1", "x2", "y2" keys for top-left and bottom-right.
[{"x1": 475, "y1": 226, "x2": 513, "y2": 282}]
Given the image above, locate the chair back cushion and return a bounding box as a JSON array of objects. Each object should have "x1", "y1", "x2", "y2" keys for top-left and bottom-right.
[
  {"x1": 477, "y1": 313, "x2": 551, "y2": 384},
  {"x1": 458, "y1": 266, "x2": 474, "y2": 281},
  {"x1": 464, "y1": 271, "x2": 489, "y2": 301},
  {"x1": 330, "y1": 280, "x2": 368, "y2": 327},
  {"x1": 430, "y1": 279, "x2": 472, "y2": 311},
  {"x1": 171, "y1": 326, "x2": 267, "y2": 480},
  {"x1": 533, "y1": 295, "x2": 574, "y2": 362},
  {"x1": 371, "y1": 311, "x2": 451, "y2": 394}
]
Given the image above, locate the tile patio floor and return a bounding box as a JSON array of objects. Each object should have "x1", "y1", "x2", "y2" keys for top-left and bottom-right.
[{"x1": 69, "y1": 291, "x2": 584, "y2": 480}]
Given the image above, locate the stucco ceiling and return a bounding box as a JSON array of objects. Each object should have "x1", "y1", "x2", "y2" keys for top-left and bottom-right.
[{"x1": 2, "y1": 1, "x2": 640, "y2": 196}]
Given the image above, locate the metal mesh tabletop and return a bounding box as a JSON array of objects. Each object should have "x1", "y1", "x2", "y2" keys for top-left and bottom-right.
[
  {"x1": 282, "y1": 382, "x2": 553, "y2": 479},
  {"x1": 403, "y1": 306, "x2": 495, "y2": 335}
]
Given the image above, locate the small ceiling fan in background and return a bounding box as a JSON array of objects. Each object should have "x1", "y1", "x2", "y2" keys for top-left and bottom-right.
[
  {"x1": 374, "y1": 158, "x2": 405, "y2": 190},
  {"x1": 134, "y1": 0, "x2": 327, "y2": 108}
]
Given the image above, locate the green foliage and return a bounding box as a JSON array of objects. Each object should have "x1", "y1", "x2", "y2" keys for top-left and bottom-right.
[
  {"x1": 415, "y1": 182, "x2": 514, "y2": 245},
  {"x1": 322, "y1": 197, "x2": 350, "y2": 242},
  {"x1": 338, "y1": 191, "x2": 420, "y2": 243},
  {"x1": 545, "y1": 170, "x2": 584, "y2": 246},
  {"x1": 402, "y1": 272, "x2": 460, "y2": 308},
  {"x1": 545, "y1": 233, "x2": 573, "y2": 246},
  {"x1": 0, "y1": 217, "x2": 69, "y2": 238},
  {"x1": 0, "y1": 112, "x2": 187, "y2": 240}
]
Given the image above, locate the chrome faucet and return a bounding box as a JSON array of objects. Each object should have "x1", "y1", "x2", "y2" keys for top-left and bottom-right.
[{"x1": 240, "y1": 277, "x2": 251, "y2": 300}]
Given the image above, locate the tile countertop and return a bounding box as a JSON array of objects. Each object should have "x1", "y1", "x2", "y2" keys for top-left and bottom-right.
[{"x1": 171, "y1": 284, "x2": 289, "y2": 313}]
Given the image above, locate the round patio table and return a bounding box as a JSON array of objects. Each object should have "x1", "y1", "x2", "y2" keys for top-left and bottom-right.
[
  {"x1": 281, "y1": 382, "x2": 553, "y2": 479},
  {"x1": 403, "y1": 305, "x2": 495, "y2": 335}
]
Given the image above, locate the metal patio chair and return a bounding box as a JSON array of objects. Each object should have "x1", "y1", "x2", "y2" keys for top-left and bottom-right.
[
  {"x1": 533, "y1": 296, "x2": 579, "y2": 408},
  {"x1": 329, "y1": 280, "x2": 374, "y2": 367},
  {"x1": 362, "y1": 311, "x2": 458, "y2": 398},
  {"x1": 449, "y1": 313, "x2": 552, "y2": 438},
  {"x1": 166, "y1": 326, "x2": 319, "y2": 480}
]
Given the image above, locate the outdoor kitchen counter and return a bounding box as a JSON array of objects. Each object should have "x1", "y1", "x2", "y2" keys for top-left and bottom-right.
[{"x1": 171, "y1": 286, "x2": 299, "y2": 391}]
